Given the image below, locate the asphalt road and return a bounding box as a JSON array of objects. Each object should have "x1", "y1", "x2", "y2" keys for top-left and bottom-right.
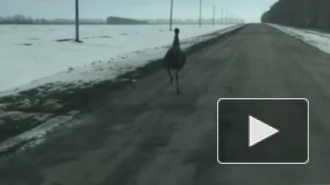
[{"x1": 1, "y1": 24, "x2": 330, "y2": 185}]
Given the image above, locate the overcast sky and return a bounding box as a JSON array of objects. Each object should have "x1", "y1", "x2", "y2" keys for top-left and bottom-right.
[{"x1": 0, "y1": 0, "x2": 277, "y2": 23}]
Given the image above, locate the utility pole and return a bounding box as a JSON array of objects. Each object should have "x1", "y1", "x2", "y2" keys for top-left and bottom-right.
[
  {"x1": 75, "y1": 0, "x2": 80, "y2": 42},
  {"x1": 199, "y1": 0, "x2": 202, "y2": 27},
  {"x1": 233, "y1": 15, "x2": 235, "y2": 24},
  {"x1": 212, "y1": 5, "x2": 215, "y2": 26},
  {"x1": 169, "y1": 0, "x2": 174, "y2": 31},
  {"x1": 229, "y1": 12, "x2": 232, "y2": 25},
  {"x1": 221, "y1": 8, "x2": 224, "y2": 25}
]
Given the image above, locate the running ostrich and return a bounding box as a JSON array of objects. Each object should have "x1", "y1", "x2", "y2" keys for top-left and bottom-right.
[{"x1": 164, "y1": 28, "x2": 186, "y2": 94}]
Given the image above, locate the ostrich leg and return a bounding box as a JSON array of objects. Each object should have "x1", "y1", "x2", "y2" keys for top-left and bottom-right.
[
  {"x1": 175, "y1": 71, "x2": 181, "y2": 94},
  {"x1": 167, "y1": 66, "x2": 173, "y2": 84}
]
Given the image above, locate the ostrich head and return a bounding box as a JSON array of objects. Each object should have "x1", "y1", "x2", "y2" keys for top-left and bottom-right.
[{"x1": 174, "y1": 28, "x2": 180, "y2": 35}]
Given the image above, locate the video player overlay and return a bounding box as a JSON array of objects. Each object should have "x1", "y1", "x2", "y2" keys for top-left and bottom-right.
[{"x1": 217, "y1": 98, "x2": 309, "y2": 164}]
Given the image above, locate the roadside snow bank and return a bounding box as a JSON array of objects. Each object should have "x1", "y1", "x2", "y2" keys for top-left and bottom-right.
[
  {"x1": 269, "y1": 24, "x2": 330, "y2": 54},
  {"x1": 0, "y1": 112, "x2": 79, "y2": 155}
]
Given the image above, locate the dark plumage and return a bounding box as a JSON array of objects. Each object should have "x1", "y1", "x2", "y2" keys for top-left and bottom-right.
[{"x1": 164, "y1": 28, "x2": 186, "y2": 94}]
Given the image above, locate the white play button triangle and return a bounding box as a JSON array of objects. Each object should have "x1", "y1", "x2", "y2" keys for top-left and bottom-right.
[{"x1": 249, "y1": 116, "x2": 279, "y2": 147}]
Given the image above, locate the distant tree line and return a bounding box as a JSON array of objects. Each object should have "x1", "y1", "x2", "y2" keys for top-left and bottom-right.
[
  {"x1": 107, "y1": 16, "x2": 148, "y2": 25},
  {"x1": 0, "y1": 14, "x2": 106, "y2": 25},
  {"x1": 0, "y1": 14, "x2": 243, "y2": 25},
  {"x1": 262, "y1": 0, "x2": 330, "y2": 30},
  {"x1": 107, "y1": 17, "x2": 243, "y2": 25},
  {"x1": 145, "y1": 18, "x2": 244, "y2": 25},
  {"x1": 0, "y1": 15, "x2": 47, "y2": 24}
]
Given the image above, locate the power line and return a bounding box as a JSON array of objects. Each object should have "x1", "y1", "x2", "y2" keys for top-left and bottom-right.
[
  {"x1": 199, "y1": 0, "x2": 202, "y2": 27},
  {"x1": 213, "y1": 5, "x2": 215, "y2": 26},
  {"x1": 169, "y1": 0, "x2": 174, "y2": 31},
  {"x1": 75, "y1": 0, "x2": 80, "y2": 42}
]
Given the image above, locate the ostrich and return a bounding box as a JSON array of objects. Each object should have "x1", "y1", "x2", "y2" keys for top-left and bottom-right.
[{"x1": 164, "y1": 28, "x2": 186, "y2": 94}]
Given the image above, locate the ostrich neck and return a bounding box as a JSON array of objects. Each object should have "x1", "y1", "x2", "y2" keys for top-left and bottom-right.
[{"x1": 173, "y1": 34, "x2": 180, "y2": 47}]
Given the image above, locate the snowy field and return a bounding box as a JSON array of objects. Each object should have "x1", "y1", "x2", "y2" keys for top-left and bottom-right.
[
  {"x1": 0, "y1": 24, "x2": 245, "y2": 154},
  {"x1": 270, "y1": 24, "x2": 330, "y2": 55},
  {"x1": 0, "y1": 24, "x2": 235, "y2": 94}
]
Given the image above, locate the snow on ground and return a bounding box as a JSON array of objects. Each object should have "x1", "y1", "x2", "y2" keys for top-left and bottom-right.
[
  {"x1": 0, "y1": 24, "x2": 236, "y2": 93},
  {"x1": 0, "y1": 24, "x2": 243, "y2": 97},
  {"x1": 270, "y1": 24, "x2": 330, "y2": 54},
  {"x1": 0, "y1": 111, "x2": 79, "y2": 153},
  {"x1": 0, "y1": 24, "x2": 244, "y2": 155}
]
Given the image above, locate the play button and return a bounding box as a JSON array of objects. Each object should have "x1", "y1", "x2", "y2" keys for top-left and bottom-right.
[
  {"x1": 217, "y1": 98, "x2": 309, "y2": 164},
  {"x1": 249, "y1": 116, "x2": 279, "y2": 147}
]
